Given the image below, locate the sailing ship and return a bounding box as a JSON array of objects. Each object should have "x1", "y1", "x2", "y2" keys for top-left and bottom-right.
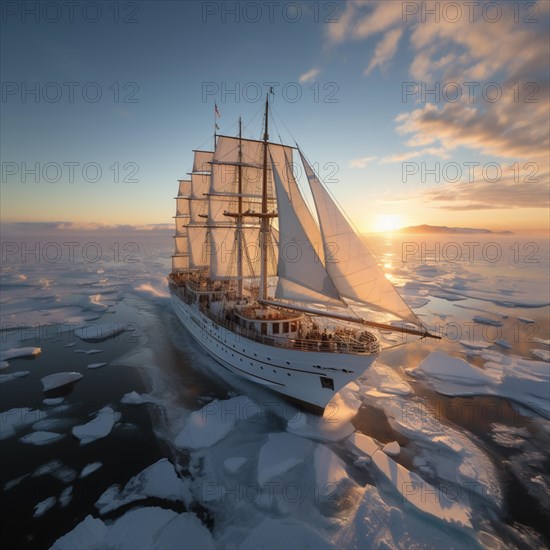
[{"x1": 168, "y1": 95, "x2": 438, "y2": 413}]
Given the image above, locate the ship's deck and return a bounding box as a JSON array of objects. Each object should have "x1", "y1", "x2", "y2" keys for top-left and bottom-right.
[{"x1": 169, "y1": 277, "x2": 380, "y2": 355}]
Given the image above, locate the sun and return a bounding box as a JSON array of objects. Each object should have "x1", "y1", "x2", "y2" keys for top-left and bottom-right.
[{"x1": 372, "y1": 214, "x2": 402, "y2": 233}]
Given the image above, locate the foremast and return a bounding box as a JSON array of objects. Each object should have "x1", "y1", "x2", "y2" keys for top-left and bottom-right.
[{"x1": 260, "y1": 94, "x2": 270, "y2": 300}]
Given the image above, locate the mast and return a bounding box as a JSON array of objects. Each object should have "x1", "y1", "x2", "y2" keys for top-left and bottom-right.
[
  {"x1": 237, "y1": 117, "x2": 243, "y2": 298},
  {"x1": 260, "y1": 94, "x2": 269, "y2": 300}
]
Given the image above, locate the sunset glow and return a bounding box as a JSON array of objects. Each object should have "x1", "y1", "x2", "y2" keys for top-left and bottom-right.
[{"x1": 372, "y1": 214, "x2": 403, "y2": 233}]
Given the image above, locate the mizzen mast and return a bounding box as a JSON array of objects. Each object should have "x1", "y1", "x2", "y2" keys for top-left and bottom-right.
[{"x1": 236, "y1": 117, "x2": 243, "y2": 298}]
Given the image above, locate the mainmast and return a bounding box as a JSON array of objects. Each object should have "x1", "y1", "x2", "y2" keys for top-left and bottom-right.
[
  {"x1": 236, "y1": 117, "x2": 243, "y2": 298},
  {"x1": 260, "y1": 94, "x2": 269, "y2": 300}
]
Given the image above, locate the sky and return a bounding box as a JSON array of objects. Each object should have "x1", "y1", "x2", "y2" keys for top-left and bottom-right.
[{"x1": 1, "y1": 0, "x2": 549, "y2": 234}]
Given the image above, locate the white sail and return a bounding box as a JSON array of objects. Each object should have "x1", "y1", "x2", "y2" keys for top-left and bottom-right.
[
  {"x1": 187, "y1": 226, "x2": 209, "y2": 269},
  {"x1": 192, "y1": 150, "x2": 213, "y2": 173},
  {"x1": 175, "y1": 218, "x2": 188, "y2": 236},
  {"x1": 300, "y1": 150, "x2": 418, "y2": 323},
  {"x1": 174, "y1": 236, "x2": 188, "y2": 255},
  {"x1": 209, "y1": 226, "x2": 274, "y2": 280},
  {"x1": 171, "y1": 255, "x2": 188, "y2": 271},
  {"x1": 271, "y1": 156, "x2": 343, "y2": 307},
  {"x1": 176, "y1": 197, "x2": 190, "y2": 217},
  {"x1": 191, "y1": 173, "x2": 210, "y2": 200},
  {"x1": 178, "y1": 179, "x2": 191, "y2": 197},
  {"x1": 280, "y1": 148, "x2": 324, "y2": 262},
  {"x1": 189, "y1": 200, "x2": 207, "y2": 225},
  {"x1": 213, "y1": 136, "x2": 263, "y2": 167}
]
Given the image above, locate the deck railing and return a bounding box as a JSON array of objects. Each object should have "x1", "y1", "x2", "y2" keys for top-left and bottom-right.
[{"x1": 169, "y1": 281, "x2": 380, "y2": 355}]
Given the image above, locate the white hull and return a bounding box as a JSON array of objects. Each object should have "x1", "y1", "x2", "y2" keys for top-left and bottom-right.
[{"x1": 170, "y1": 291, "x2": 377, "y2": 411}]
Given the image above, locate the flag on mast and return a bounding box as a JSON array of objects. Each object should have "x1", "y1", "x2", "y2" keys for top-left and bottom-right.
[{"x1": 214, "y1": 103, "x2": 221, "y2": 118}]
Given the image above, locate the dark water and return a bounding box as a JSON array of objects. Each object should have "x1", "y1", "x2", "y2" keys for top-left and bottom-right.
[{"x1": 0, "y1": 233, "x2": 549, "y2": 548}]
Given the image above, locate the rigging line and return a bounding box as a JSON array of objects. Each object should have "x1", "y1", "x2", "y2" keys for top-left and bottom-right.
[
  {"x1": 243, "y1": 103, "x2": 263, "y2": 141},
  {"x1": 270, "y1": 103, "x2": 299, "y2": 145}
]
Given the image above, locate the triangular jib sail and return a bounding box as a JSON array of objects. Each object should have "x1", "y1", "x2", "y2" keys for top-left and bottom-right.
[{"x1": 299, "y1": 149, "x2": 419, "y2": 324}]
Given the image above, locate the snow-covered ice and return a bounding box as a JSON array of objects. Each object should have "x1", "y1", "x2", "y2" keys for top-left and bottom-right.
[
  {"x1": 531, "y1": 348, "x2": 550, "y2": 361},
  {"x1": 41, "y1": 372, "x2": 83, "y2": 391},
  {"x1": 75, "y1": 323, "x2": 130, "y2": 342},
  {"x1": 382, "y1": 441, "x2": 400, "y2": 456},
  {"x1": 239, "y1": 518, "x2": 331, "y2": 550},
  {"x1": 473, "y1": 316, "x2": 503, "y2": 327},
  {"x1": 257, "y1": 432, "x2": 313, "y2": 485},
  {"x1": 313, "y1": 444, "x2": 350, "y2": 500},
  {"x1": 0, "y1": 371, "x2": 30, "y2": 383},
  {"x1": 416, "y1": 351, "x2": 550, "y2": 418},
  {"x1": 175, "y1": 396, "x2": 255, "y2": 450},
  {"x1": 120, "y1": 391, "x2": 159, "y2": 405},
  {"x1": 32, "y1": 460, "x2": 77, "y2": 483},
  {"x1": 43, "y1": 397, "x2": 65, "y2": 406},
  {"x1": 51, "y1": 508, "x2": 215, "y2": 550},
  {"x1": 0, "y1": 347, "x2": 41, "y2": 361},
  {"x1": 33, "y1": 496, "x2": 56, "y2": 518},
  {"x1": 20, "y1": 431, "x2": 65, "y2": 445},
  {"x1": 59, "y1": 486, "x2": 73, "y2": 508},
  {"x1": 223, "y1": 457, "x2": 247, "y2": 474},
  {"x1": 87, "y1": 362, "x2": 107, "y2": 369},
  {"x1": 95, "y1": 458, "x2": 192, "y2": 514},
  {"x1": 80, "y1": 462, "x2": 103, "y2": 478},
  {"x1": 72, "y1": 406, "x2": 120, "y2": 445}
]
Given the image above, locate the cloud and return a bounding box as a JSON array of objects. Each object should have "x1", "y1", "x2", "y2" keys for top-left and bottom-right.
[
  {"x1": 325, "y1": 1, "x2": 549, "y2": 215},
  {"x1": 364, "y1": 28, "x2": 403, "y2": 75},
  {"x1": 349, "y1": 155, "x2": 378, "y2": 168},
  {"x1": 379, "y1": 147, "x2": 449, "y2": 163},
  {"x1": 326, "y1": 1, "x2": 360, "y2": 44},
  {"x1": 352, "y1": 2, "x2": 404, "y2": 40},
  {"x1": 298, "y1": 68, "x2": 320, "y2": 83}
]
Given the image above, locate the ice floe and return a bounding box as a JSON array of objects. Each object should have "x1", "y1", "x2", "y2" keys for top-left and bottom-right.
[
  {"x1": 382, "y1": 441, "x2": 400, "y2": 456},
  {"x1": 59, "y1": 486, "x2": 73, "y2": 508},
  {"x1": 313, "y1": 444, "x2": 349, "y2": 500},
  {"x1": 473, "y1": 316, "x2": 503, "y2": 327},
  {"x1": 43, "y1": 397, "x2": 65, "y2": 406},
  {"x1": 416, "y1": 351, "x2": 550, "y2": 418},
  {"x1": 239, "y1": 518, "x2": 331, "y2": 550},
  {"x1": 223, "y1": 457, "x2": 247, "y2": 474},
  {"x1": 120, "y1": 391, "x2": 159, "y2": 405},
  {"x1": 80, "y1": 462, "x2": 103, "y2": 478},
  {"x1": 51, "y1": 508, "x2": 215, "y2": 550},
  {"x1": 0, "y1": 371, "x2": 30, "y2": 383},
  {"x1": 95, "y1": 458, "x2": 192, "y2": 515},
  {"x1": 32, "y1": 460, "x2": 78, "y2": 483},
  {"x1": 75, "y1": 323, "x2": 130, "y2": 342},
  {"x1": 358, "y1": 381, "x2": 503, "y2": 509},
  {"x1": 41, "y1": 372, "x2": 83, "y2": 391},
  {"x1": 257, "y1": 432, "x2": 313, "y2": 485},
  {"x1": 0, "y1": 407, "x2": 43, "y2": 439},
  {"x1": 531, "y1": 348, "x2": 550, "y2": 361},
  {"x1": 0, "y1": 347, "x2": 41, "y2": 361},
  {"x1": 72, "y1": 406, "x2": 120, "y2": 445},
  {"x1": 175, "y1": 396, "x2": 255, "y2": 450},
  {"x1": 33, "y1": 496, "x2": 56, "y2": 518},
  {"x1": 20, "y1": 430, "x2": 65, "y2": 445},
  {"x1": 347, "y1": 433, "x2": 471, "y2": 528},
  {"x1": 87, "y1": 362, "x2": 107, "y2": 369}
]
